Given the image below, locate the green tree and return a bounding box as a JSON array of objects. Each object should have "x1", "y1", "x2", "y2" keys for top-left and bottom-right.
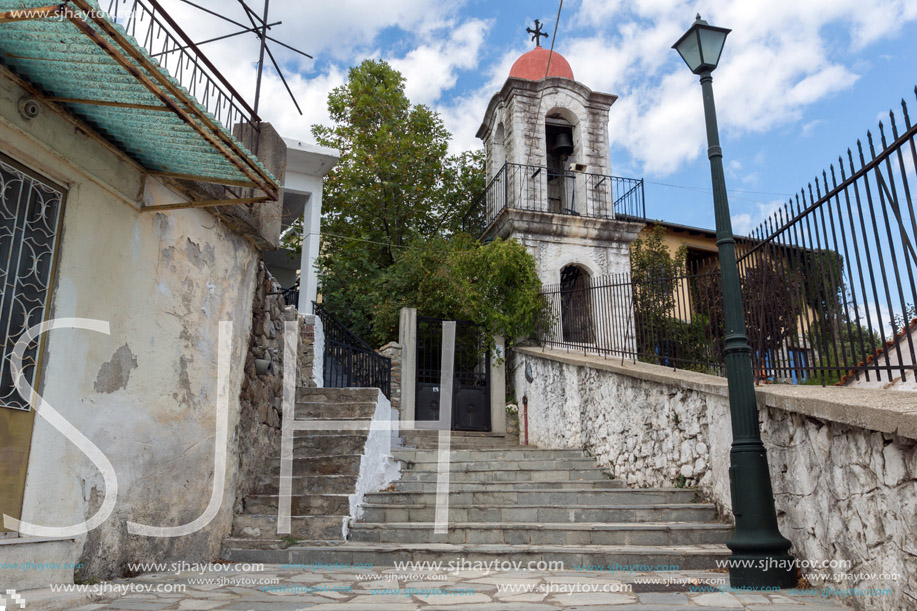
[
  {"x1": 629, "y1": 225, "x2": 687, "y2": 363},
  {"x1": 373, "y1": 235, "x2": 547, "y2": 351},
  {"x1": 286, "y1": 59, "x2": 485, "y2": 340}
]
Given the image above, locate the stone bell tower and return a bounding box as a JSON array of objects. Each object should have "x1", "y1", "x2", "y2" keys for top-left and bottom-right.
[{"x1": 475, "y1": 25, "x2": 644, "y2": 291}]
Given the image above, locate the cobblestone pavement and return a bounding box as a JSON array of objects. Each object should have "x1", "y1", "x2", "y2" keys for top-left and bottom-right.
[{"x1": 22, "y1": 565, "x2": 851, "y2": 610}]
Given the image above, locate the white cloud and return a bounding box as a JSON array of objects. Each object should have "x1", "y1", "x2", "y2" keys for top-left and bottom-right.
[
  {"x1": 550, "y1": 0, "x2": 917, "y2": 176},
  {"x1": 150, "y1": 0, "x2": 917, "y2": 171},
  {"x1": 390, "y1": 19, "x2": 490, "y2": 106},
  {"x1": 731, "y1": 201, "x2": 782, "y2": 235}
]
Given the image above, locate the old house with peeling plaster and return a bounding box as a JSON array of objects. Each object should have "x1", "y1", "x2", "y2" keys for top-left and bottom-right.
[{"x1": 0, "y1": 0, "x2": 341, "y2": 588}]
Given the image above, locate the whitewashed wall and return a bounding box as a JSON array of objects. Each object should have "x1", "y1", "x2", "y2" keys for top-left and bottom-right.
[{"x1": 514, "y1": 346, "x2": 917, "y2": 611}]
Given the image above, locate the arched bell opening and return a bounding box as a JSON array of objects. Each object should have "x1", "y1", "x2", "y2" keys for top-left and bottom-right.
[{"x1": 544, "y1": 108, "x2": 579, "y2": 215}]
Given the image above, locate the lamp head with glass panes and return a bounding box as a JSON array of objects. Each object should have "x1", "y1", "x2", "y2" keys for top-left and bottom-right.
[{"x1": 672, "y1": 14, "x2": 731, "y2": 74}]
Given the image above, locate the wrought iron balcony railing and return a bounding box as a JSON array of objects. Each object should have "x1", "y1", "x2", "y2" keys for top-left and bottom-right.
[
  {"x1": 102, "y1": 0, "x2": 261, "y2": 148},
  {"x1": 463, "y1": 162, "x2": 646, "y2": 237}
]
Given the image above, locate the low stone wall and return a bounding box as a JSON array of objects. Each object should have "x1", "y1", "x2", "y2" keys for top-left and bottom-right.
[
  {"x1": 233, "y1": 263, "x2": 319, "y2": 512},
  {"x1": 514, "y1": 346, "x2": 917, "y2": 610}
]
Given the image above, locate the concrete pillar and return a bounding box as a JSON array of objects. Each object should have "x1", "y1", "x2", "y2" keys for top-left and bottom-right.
[
  {"x1": 438, "y1": 322, "x2": 456, "y2": 431},
  {"x1": 298, "y1": 190, "x2": 321, "y2": 314},
  {"x1": 490, "y1": 335, "x2": 506, "y2": 434},
  {"x1": 399, "y1": 307, "x2": 417, "y2": 422}
]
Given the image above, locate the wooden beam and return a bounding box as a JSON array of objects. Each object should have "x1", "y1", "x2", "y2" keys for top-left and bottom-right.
[
  {"x1": 0, "y1": 4, "x2": 64, "y2": 23},
  {"x1": 142, "y1": 196, "x2": 270, "y2": 212},
  {"x1": 44, "y1": 97, "x2": 171, "y2": 112}
]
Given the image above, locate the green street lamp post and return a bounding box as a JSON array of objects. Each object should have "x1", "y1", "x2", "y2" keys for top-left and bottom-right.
[{"x1": 673, "y1": 15, "x2": 796, "y2": 589}]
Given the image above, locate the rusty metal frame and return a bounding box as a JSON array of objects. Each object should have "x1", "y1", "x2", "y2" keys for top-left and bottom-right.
[
  {"x1": 62, "y1": 0, "x2": 279, "y2": 201},
  {"x1": 143, "y1": 195, "x2": 272, "y2": 212}
]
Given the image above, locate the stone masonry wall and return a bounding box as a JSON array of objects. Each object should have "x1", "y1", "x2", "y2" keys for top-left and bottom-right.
[
  {"x1": 233, "y1": 262, "x2": 318, "y2": 512},
  {"x1": 514, "y1": 347, "x2": 917, "y2": 611},
  {"x1": 378, "y1": 342, "x2": 402, "y2": 413}
]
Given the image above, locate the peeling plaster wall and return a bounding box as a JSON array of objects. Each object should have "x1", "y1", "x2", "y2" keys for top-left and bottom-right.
[
  {"x1": 514, "y1": 347, "x2": 917, "y2": 610},
  {"x1": 2, "y1": 74, "x2": 262, "y2": 581}
]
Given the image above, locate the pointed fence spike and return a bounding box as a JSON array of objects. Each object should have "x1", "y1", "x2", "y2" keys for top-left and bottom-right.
[{"x1": 902, "y1": 99, "x2": 911, "y2": 128}]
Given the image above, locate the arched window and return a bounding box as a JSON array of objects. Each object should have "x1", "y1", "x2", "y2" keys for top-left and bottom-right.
[{"x1": 560, "y1": 264, "x2": 595, "y2": 344}]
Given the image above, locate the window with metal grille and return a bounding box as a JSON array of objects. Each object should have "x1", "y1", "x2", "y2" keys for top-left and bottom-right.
[{"x1": 0, "y1": 154, "x2": 65, "y2": 411}]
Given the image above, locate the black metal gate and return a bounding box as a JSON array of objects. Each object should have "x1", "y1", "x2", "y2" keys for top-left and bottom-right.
[{"x1": 416, "y1": 317, "x2": 491, "y2": 431}]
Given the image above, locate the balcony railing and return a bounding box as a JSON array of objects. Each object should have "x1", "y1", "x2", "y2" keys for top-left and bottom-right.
[
  {"x1": 463, "y1": 162, "x2": 646, "y2": 237},
  {"x1": 102, "y1": 0, "x2": 261, "y2": 150}
]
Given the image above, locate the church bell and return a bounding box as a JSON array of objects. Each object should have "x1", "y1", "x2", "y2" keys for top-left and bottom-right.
[{"x1": 551, "y1": 132, "x2": 574, "y2": 156}]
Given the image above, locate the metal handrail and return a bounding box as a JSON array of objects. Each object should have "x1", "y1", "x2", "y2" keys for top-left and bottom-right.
[{"x1": 313, "y1": 302, "x2": 392, "y2": 398}]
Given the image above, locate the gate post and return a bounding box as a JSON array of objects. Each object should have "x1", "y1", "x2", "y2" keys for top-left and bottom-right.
[
  {"x1": 490, "y1": 335, "x2": 506, "y2": 434},
  {"x1": 399, "y1": 307, "x2": 417, "y2": 422}
]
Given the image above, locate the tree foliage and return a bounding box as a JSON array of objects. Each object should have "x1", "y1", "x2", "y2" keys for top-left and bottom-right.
[
  {"x1": 629, "y1": 225, "x2": 687, "y2": 363},
  {"x1": 284, "y1": 59, "x2": 485, "y2": 340},
  {"x1": 284, "y1": 59, "x2": 541, "y2": 348},
  {"x1": 374, "y1": 235, "x2": 547, "y2": 350}
]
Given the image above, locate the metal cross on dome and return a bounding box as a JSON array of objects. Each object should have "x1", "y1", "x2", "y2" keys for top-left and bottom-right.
[{"x1": 526, "y1": 19, "x2": 548, "y2": 47}]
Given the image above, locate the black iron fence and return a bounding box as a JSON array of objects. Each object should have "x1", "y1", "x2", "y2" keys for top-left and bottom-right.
[
  {"x1": 539, "y1": 86, "x2": 917, "y2": 387},
  {"x1": 463, "y1": 162, "x2": 645, "y2": 236},
  {"x1": 540, "y1": 267, "x2": 728, "y2": 377},
  {"x1": 314, "y1": 303, "x2": 391, "y2": 398}
]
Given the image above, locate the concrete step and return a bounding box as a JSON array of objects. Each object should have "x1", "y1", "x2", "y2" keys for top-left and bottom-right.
[
  {"x1": 399, "y1": 432, "x2": 515, "y2": 450},
  {"x1": 391, "y1": 480, "x2": 624, "y2": 492},
  {"x1": 295, "y1": 401, "x2": 378, "y2": 419},
  {"x1": 364, "y1": 488, "x2": 698, "y2": 506},
  {"x1": 231, "y1": 514, "x2": 344, "y2": 540},
  {"x1": 256, "y1": 474, "x2": 358, "y2": 495},
  {"x1": 297, "y1": 387, "x2": 381, "y2": 404},
  {"x1": 268, "y1": 454, "x2": 362, "y2": 475},
  {"x1": 243, "y1": 494, "x2": 350, "y2": 516},
  {"x1": 222, "y1": 541, "x2": 731, "y2": 571},
  {"x1": 393, "y1": 449, "x2": 585, "y2": 462},
  {"x1": 348, "y1": 521, "x2": 732, "y2": 546},
  {"x1": 401, "y1": 458, "x2": 600, "y2": 471},
  {"x1": 396, "y1": 468, "x2": 611, "y2": 483},
  {"x1": 360, "y1": 503, "x2": 718, "y2": 524},
  {"x1": 221, "y1": 537, "x2": 343, "y2": 551},
  {"x1": 291, "y1": 434, "x2": 368, "y2": 456},
  {"x1": 402, "y1": 443, "x2": 520, "y2": 451}
]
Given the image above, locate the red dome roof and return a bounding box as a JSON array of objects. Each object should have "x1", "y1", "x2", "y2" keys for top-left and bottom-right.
[{"x1": 509, "y1": 47, "x2": 574, "y2": 81}]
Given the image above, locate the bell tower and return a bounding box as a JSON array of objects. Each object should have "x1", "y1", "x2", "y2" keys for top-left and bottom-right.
[{"x1": 474, "y1": 26, "x2": 644, "y2": 289}]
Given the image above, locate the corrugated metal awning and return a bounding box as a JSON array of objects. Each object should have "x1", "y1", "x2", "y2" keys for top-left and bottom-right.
[{"x1": 0, "y1": 0, "x2": 279, "y2": 203}]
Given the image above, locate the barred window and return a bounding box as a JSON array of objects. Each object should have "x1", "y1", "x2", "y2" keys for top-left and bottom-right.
[{"x1": 0, "y1": 154, "x2": 65, "y2": 411}]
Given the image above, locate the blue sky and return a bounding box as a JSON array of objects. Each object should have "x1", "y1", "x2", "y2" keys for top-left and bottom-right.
[{"x1": 159, "y1": 0, "x2": 917, "y2": 235}]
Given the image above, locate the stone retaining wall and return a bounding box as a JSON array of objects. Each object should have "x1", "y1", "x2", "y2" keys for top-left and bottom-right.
[
  {"x1": 233, "y1": 262, "x2": 319, "y2": 512},
  {"x1": 514, "y1": 346, "x2": 917, "y2": 610}
]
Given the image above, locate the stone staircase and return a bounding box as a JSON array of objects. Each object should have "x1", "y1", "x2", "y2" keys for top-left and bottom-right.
[
  {"x1": 223, "y1": 419, "x2": 733, "y2": 570},
  {"x1": 224, "y1": 387, "x2": 382, "y2": 550}
]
